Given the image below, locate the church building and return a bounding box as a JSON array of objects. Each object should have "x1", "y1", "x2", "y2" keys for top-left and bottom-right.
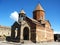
[{"x1": 9, "y1": 3, "x2": 54, "y2": 43}]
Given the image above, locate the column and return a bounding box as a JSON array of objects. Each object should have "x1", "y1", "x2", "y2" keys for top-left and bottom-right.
[
  {"x1": 16, "y1": 28, "x2": 20, "y2": 42},
  {"x1": 29, "y1": 29, "x2": 31, "y2": 40},
  {"x1": 20, "y1": 25, "x2": 23, "y2": 42}
]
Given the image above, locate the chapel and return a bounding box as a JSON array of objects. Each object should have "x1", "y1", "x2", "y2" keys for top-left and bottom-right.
[{"x1": 10, "y1": 3, "x2": 54, "y2": 43}]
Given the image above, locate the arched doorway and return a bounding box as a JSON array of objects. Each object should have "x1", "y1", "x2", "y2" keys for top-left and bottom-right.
[{"x1": 23, "y1": 27, "x2": 29, "y2": 40}]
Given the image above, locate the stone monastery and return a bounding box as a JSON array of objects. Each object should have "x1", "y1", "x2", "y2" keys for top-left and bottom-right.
[
  {"x1": 11, "y1": 4, "x2": 54, "y2": 42},
  {"x1": 7, "y1": 3, "x2": 54, "y2": 43}
]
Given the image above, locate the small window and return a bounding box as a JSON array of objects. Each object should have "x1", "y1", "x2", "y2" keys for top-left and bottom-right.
[{"x1": 42, "y1": 24, "x2": 45, "y2": 27}]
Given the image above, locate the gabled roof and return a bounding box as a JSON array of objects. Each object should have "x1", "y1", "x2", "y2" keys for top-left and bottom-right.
[
  {"x1": 11, "y1": 21, "x2": 20, "y2": 28},
  {"x1": 25, "y1": 16, "x2": 41, "y2": 26},
  {"x1": 12, "y1": 16, "x2": 46, "y2": 27},
  {"x1": 29, "y1": 18, "x2": 40, "y2": 24},
  {"x1": 35, "y1": 3, "x2": 44, "y2": 11}
]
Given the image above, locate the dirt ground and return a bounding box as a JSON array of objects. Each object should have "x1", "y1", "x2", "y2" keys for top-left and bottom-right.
[{"x1": 0, "y1": 41, "x2": 60, "y2": 45}]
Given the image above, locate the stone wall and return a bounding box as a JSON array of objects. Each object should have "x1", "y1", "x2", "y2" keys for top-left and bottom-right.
[
  {"x1": 0, "y1": 25, "x2": 11, "y2": 40},
  {"x1": 36, "y1": 24, "x2": 54, "y2": 42}
]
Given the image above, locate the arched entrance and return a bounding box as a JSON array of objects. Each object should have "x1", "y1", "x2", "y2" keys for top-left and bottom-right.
[{"x1": 23, "y1": 27, "x2": 29, "y2": 40}]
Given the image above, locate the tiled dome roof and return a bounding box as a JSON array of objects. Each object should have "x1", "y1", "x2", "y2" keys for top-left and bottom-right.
[
  {"x1": 20, "y1": 9, "x2": 25, "y2": 14},
  {"x1": 35, "y1": 3, "x2": 44, "y2": 11}
]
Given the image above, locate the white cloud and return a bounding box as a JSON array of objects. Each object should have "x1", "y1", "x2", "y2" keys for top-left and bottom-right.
[
  {"x1": 10, "y1": 11, "x2": 19, "y2": 22},
  {"x1": 54, "y1": 31, "x2": 60, "y2": 34}
]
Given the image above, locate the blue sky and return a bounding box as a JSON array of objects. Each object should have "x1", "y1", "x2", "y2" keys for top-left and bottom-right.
[{"x1": 0, "y1": 0, "x2": 60, "y2": 33}]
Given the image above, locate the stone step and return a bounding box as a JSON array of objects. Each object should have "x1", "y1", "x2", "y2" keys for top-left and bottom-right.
[{"x1": 23, "y1": 40, "x2": 32, "y2": 43}]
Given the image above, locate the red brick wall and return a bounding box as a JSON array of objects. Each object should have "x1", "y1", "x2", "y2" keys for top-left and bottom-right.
[{"x1": 33, "y1": 10, "x2": 45, "y2": 21}]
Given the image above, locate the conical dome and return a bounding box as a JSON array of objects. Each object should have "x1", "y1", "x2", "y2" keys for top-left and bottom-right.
[
  {"x1": 20, "y1": 9, "x2": 25, "y2": 14},
  {"x1": 35, "y1": 3, "x2": 44, "y2": 11}
]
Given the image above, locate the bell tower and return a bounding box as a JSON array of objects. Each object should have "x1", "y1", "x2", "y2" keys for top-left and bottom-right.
[
  {"x1": 18, "y1": 9, "x2": 26, "y2": 22},
  {"x1": 33, "y1": 3, "x2": 45, "y2": 21}
]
